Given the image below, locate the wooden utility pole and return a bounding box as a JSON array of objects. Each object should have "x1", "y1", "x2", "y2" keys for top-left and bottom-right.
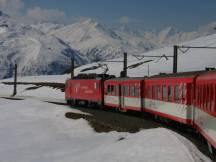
[
  {"x1": 12, "y1": 63, "x2": 17, "y2": 96},
  {"x1": 173, "y1": 45, "x2": 178, "y2": 73},
  {"x1": 71, "y1": 57, "x2": 74, "y2": 79}
]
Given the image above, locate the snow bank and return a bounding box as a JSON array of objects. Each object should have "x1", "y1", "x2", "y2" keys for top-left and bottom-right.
[
  {"x1": 0, "y1": 83, "x2": 65, "y2": 103},
  {"x1": 0, "y1": 98, "x2": 211, "y2": 162},
  {"x1": 1, "y1": 74, "x2": 68, "y2": 83}
]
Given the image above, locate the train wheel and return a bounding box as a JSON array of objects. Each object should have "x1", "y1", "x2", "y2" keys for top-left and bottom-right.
[
  {"x1": 70, "y1": 100, "x2": 75, "y2": 107},
  {"x1": 66, "y1": 100, "x2": 71, "y2": 105},
  {"x1": 118, "y1": 108, "x2": 127, "y2": 113},
  {"x1": 74, "y1": 100, "x2": 79, "y2": 106}
]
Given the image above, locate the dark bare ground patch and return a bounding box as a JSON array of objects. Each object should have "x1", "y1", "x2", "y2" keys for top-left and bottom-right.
[
  {"x1": 0, "y1": 97, "x2": 24, "y2": 100},
  {"x1": 25, "y1": 85, "x2": 43, "y2": 91},
  {"x1": 65, "y1": 107, "x2": 161, "y2": 133}
]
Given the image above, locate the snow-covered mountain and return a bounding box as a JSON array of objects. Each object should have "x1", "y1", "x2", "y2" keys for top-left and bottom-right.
[
  {"x1": 36, "y1": 18, "x2": 216, "y2": 62},
  {"x1": 1, "y1": 10, "x2": 216, "y2": 79},
  {"x1": 45, "y1": 19, "x2": 157, "y2": 62},
  {"x1": 0, "y1": 11, "x2": 86, "y2": 79}
]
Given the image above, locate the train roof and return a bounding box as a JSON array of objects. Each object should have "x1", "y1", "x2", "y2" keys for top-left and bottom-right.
[
  {"x1": 68, "y1": 73, "x2": 116, "y2": 80},
  {"x1": 107, "y1": 70, "x2": 215, "y2": 81},
  {"x1": 197, "y1": 70, "x2": 216, "y2": 81}
]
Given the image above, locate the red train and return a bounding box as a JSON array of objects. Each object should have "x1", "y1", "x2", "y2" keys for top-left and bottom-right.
[{"x1": 65, "y1": 71, "x2": 216, "y2": 154}]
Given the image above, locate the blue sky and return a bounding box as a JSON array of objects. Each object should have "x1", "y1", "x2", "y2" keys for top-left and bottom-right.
[{"x1": 2, "y1": 0, "x2": 216, "y2": 31}]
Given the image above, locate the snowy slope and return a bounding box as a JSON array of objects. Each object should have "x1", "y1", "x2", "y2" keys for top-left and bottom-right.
[
  {"x1": 0, "y1": 11, "x2": 86, "y2": 79},
  {"x1": 73, "y1": 33, "x2": 216, "y2": 77},
  {"x1": 0, "y1": 98, "x2": 211, "y2": 162}
]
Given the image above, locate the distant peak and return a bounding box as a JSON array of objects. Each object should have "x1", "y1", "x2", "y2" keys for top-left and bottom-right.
[
  {"x1": 82, "y1": 18, "x2": 99, "y2": 26},
  {"x1": 159, "y1": 26, "x2": 180, "y2": 36},
  {"x1": 0, "y1": 11, "x2": 9, "y2": 18}
]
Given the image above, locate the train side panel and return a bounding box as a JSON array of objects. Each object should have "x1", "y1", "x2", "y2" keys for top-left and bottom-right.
[
  {"x1": 104, "y1": 79, "x2": 143, "y2": 111},
  {"x1": 65, "y1": 79, "x2": 103, "y2": 104},
  {"x1": 142, "y1": 77, "x2": 194, "y2": 124},
  {"x1": 194, "y1": 72, "x2": 216, "y2": 149}
]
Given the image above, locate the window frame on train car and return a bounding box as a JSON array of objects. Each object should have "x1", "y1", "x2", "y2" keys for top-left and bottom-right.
[
  {"x1": 197, "y1": 85, "x2": 201, "y2": 107},
  {"x1": 168, "y1": 85, "x2": 173, "y2": 102},
  {"x1": 106, "y1": 85, "x2": 110, "y2": 94},
  {"x1": 156, "y1": 85, "x2": 161, "y2": 100},
  {"x1": 111, "y1": 85, "x2": 115, "y2": 96},
  {"x1": 130, "y1": 85, "x2": 135, "y2": 97},
  {"x1": 162, "y1": 85, "x2": 166, "y2": 101},
  {"x1": 203, "y1": 84, "x2": 207, "y2": 111},
  {"x1": 121, "y1": 85, "x2": 124, "y2": 96},
  {"x1": 174, "y1": 85, "x2": 180, "y2": 102},
  {"x1": 125, "y1": 85, "x2": 129, "y2": 97},
  {"x1": 205, "y1": 84, "x2": 209, "y2": 111},
  {"x1": 152, "y1": 85, "x2": 155, "y2": 99},
  {"x1": 211, "y1": 84, "x2": 215, "y2": 113},
  {"x1": 147, "y1": 85, "x2": 151, "y2": 98},
  {"x1": 207, "y1": 84, "x2": 211, "y2": 112},
  {"x1": 135, "y1": 86, "x2": 140, "y2": 97},
  {"x1": 201, "y1": 85, "x2": 204, "y2": 109},
  {"x1": 214, "y1": 84, "x2": 216, "y2": 113},
  {"x1": 181, "y1": 84, "x2": 187, "y2": 101},
  {"x1": 115, "y1": 85, "x2": 119, "y2": 96}
]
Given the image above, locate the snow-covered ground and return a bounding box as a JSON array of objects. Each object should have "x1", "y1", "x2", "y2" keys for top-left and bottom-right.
[
  {"x1": 0, "y1": 83, "x2": 65, "y2": 103},
  {"x1": 0, "y1": 98, "x2": 212, "y2": 162}
]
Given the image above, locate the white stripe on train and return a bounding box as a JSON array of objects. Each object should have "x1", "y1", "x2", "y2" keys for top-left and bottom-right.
[{"x1": 105, "y1": 95, "x2": 192, "y2": 121}]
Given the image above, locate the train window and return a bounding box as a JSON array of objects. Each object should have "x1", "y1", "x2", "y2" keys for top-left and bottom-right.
[
  {"x1": 201, "y1": 85, "x2": 204, "y2": 109},
  {"x1": 152, "y1": 86, "x2": 155, "y2": 98},
  {"x1": 130, "y1": 85, "x2": 135, "y2": 96},
  {"x1": 107, "y1": 85, "x2": 111, "y2": 93},
  {"x1": 214, "y1": 84, "x2": 216, "y2": 112},
  {"x1": 203, "y1": 85, "x2": 207, "y2": 110},
  {"x1": 200, "y1": 85, "x2": 202, "y2": 107},
  {"x1": 162, "y1": 85, "x2": 166, "y2": 100},
  {"x1": 135, "y1": 87, "x2": 140, "y2": 97},
  {"x1": 157, "y1": 85, "x2": 161, "y2": 99},
  {"x1": 168, "y1": 86, "x2": 172, "y2": 101},
  {"x1": 111, "y1": 85, "x2": 115, "y2": 95},
  {"x1": 207, "y1": 85, "x2": 211, "y2": 112},
  {"x1": 121, "y1": 86, "x2": 124, "y2": 95},
  {"x1": 210, "y1": 84, "x2": 214, "y2": 112},
  {"x1": 147, "y1": 86, "x2": 151, "y2": 98},
  {"x1": 125, "y1": 85, "x2": 129, "y2": 96},
  {"x1": 182, "y1": 84, "x2": 187, "y2": 100},
  {"x1": 116, "y1": 85, "x2": 119, "y2": 96},
  {"x1": 197, "y1": 85, "x2": 201, "y2": 107},
  {"x1": 175, "y1": 85, "x2": 180, "y2": 101}
]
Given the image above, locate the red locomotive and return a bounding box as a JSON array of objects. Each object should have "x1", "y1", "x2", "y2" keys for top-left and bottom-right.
[{"x1": 65, "y1": 70, "x2": 216, "y2": 154}]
